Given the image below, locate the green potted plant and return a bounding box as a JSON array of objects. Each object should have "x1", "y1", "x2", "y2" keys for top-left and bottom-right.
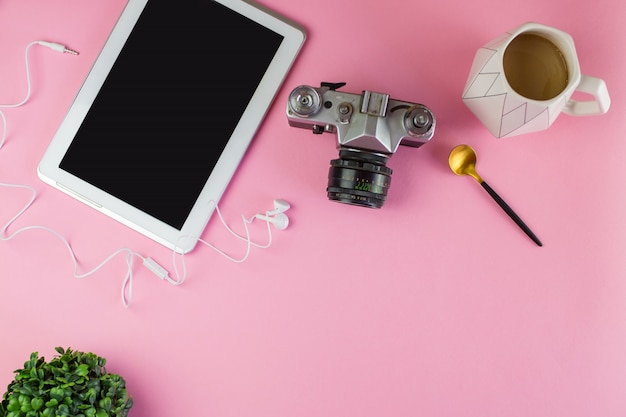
[{"x1": 0, "y1": 347, "x2": 133, "y2": 417}]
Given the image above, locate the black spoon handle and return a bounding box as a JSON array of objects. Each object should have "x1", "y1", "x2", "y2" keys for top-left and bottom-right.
[{"x1": 480, "y1": 181, "x2": 542, "y2": 247}]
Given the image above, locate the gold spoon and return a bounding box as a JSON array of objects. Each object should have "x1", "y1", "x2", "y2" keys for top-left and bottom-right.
[{"x1": 448, "y1": 144, "x2": 542, "y2": 246}]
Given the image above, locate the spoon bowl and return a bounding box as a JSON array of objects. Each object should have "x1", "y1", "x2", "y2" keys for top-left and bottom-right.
[
  {"x1": 448, "y1": 144, "x2": 483, "y2": 182},
  {"x1": 447, "y1": 144, "x2": 542, "y2": 246}
]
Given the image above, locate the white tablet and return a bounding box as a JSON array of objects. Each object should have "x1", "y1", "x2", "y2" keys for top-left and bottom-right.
[{"x1": 38, "y1": 0, "x2": 306, "y2": 253}]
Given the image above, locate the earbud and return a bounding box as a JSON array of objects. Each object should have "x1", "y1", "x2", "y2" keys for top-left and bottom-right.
[
  {"x1": 254, "y1": 199, "x2": 291, "y2": 230},
  {"x1": 255, "y1": 212, "x2": 289, "y2": 230},
  {"x1": 266, "y1": 199, "x2": 291, "y2": 216}
]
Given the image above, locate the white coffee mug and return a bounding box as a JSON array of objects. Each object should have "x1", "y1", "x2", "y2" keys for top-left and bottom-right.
[{"x1": 462, "y1": 22, "x2": 611, "y2": 138}]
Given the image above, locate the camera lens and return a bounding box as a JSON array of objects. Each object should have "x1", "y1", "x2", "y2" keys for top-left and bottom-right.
[{"x1": 327, "y1": 149, "x2": 392, "y2": 209}]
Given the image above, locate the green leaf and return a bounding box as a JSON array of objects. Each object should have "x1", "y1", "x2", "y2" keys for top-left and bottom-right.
[
  {"x1": 31, "y1": 397, "x2": 45, "y2": 411},
  {"x1": 76, "y1": 364, "x2": 90, "y2": 377},
  {"x1": 98, "y1": 396, "x2": 112, "y2": 412},
  {"x1": 50, "y1": 387, "x2": 64, "y2": 401},
  {"x1": 58, "y1": 404, "x2": 70, "y2": 416},
  {"x1": 42, "y1": 406, "x2": 56, "y2": 417},
  {"x1": 25, "y1": 352, "x2": 38, "y2": 370},
  {"x1": 6, "y1": 398, "x2": 20, "y2": 412}
]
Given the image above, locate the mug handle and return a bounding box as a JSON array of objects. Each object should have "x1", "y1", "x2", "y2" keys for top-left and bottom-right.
[{"x1": 563, "y1": 75, "x2": 611, "y2": 116}]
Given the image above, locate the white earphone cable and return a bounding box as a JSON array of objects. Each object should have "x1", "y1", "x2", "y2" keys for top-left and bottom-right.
[
  {"x1": 1, "y1": 40, "x2": 285, "y2": 308},
  {"x1": 0, "y1": 181, "x2": 144, "y2": 308},
  {"x1": 0, "y1": 41, "x2": 78, "y2": 149},
  {"x1": 171, "y1": 204, "x2": 276, "y2": 285},
  {"x1": 0, "y1": 40, "x2": 145, "y2": 307}
]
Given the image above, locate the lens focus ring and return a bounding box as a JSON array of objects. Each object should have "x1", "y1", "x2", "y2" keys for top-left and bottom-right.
[{"x1": 326, "y1": 150, "x2": 392, "y2": 209}]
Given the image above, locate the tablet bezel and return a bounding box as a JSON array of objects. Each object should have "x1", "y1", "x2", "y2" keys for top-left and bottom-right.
[{"x1": 37, "y1": 0, "x2": 306, "y2": 253}]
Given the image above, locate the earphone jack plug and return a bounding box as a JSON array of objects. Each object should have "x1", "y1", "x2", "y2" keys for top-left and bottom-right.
[
  {"x1": 63, "y1": 47, "x2": 79, "y2": 55},
  {"x1": 35, "y1": 40, "x2": 79, "y2": 55}
]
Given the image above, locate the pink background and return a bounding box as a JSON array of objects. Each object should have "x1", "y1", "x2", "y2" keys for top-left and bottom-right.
[{"x1": 1, "y1": 0, "x2": 626, "y2": 416}]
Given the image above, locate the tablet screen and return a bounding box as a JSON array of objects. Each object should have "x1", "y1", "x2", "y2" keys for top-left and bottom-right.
[{"x1": 59, "y1": 1, "x2": 283, "y2": 230}]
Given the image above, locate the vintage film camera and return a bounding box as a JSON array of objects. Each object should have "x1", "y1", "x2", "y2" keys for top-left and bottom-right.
[{"x1": 286, "y1": 82, "x2": 436, "y2": 208}]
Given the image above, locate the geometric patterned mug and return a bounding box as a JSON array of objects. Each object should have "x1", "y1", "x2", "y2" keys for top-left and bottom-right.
[{"x1": 462, "y1": 22, "x2": 611, "y2": 138}]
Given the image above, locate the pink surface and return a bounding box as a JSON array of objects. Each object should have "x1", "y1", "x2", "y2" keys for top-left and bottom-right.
[{"x1": 1, "y1": 0, "x2": 626, "y2": 416}]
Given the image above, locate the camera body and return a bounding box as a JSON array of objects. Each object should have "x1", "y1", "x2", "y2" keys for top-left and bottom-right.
[{"x1": 286, "y1": 82, "x2": 436, "y2": 208}]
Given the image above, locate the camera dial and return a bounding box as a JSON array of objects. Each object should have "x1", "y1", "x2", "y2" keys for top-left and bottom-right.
[
  {"x1": 288, "y1": 86, "x2": 322, "y2": 117},
  {"x1": 404, "y1": 105, "x2": 434, "y2": 137}
]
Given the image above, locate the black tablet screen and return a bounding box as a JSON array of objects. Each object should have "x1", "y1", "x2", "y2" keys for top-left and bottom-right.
[{"x1": 59, "y1": 0, "x2": 283, "y2": 229}]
